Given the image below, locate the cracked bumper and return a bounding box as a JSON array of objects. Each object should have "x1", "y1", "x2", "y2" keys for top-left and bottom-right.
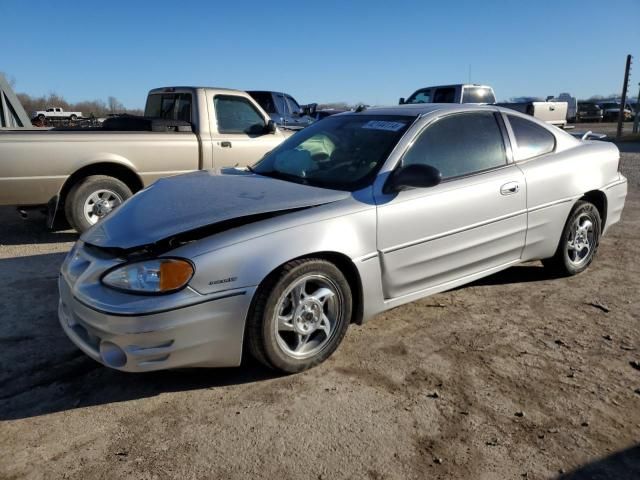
[{"x1": 58, "y1": 276, "x2": 256, "y2": 372}]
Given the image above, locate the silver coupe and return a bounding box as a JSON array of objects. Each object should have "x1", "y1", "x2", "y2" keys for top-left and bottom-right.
[{"x1": 59, "y1": 104, "x2": 628, "y2": 373}]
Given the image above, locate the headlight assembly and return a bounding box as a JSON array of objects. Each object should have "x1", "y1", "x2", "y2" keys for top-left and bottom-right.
[{"x1": 101, "y1": 258, "x2": 194, "y2": 294}]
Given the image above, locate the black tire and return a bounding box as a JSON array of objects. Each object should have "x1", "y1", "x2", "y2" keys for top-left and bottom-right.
[
  {"x1": 70, "y1": 114, "x2": 78, "y2": 121},
  {"x1": 37, "y1": 114, "x2": 45, "y2": 121},
  {"x1": 64, "y1": 175, "x2": 132, "y2": 233},
  {"x1": 542, "y1": 200, "x2": 601, "y2": 276},
  {"x1": 246, "y1": 259, "x2": 352, "y2": 373}
]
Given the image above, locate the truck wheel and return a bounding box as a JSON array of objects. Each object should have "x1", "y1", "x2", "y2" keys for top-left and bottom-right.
[
  {"x1": 246, "y1": 259, "x2": 352, "y2": 373},
  {"x1": 65, "y1": 175, "x2": 132, "y2": 233},
  {"x1": 38, "y1": 114, "x2": 45, "y2": 121},
  {"x1": 70, "y1": 114, "x2": 78, "y2": 121}
]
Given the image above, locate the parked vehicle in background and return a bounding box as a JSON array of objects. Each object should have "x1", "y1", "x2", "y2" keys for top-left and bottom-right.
[
  {"x1": 314, "y1": 108, "x2": 350, "y2": 121},
  {"x1": 400, "y1": 84, "x2": 496, "y2": 105},
  {"x1": 496, "y1": 97, "x2": 568, "y2": 128},
  {"x1": 0, "y1": 86, "x2": 291, "y2": 232},
  {"x1": 33, "y1": 107, "x2": 83, "y2": 121},
  {"x1": 248, "y1": 91, "x2": 316, "y2": 130},
  {"x1": 576, "y1": 102, "x2": 603, "y2": 122},
  {"x1": 599, "y1": 102, "x2": 635, "y2": 122},
  {"x1": 59, "y1": 104, "x2": 627, "y2": 373},
  {"x1": 556, "y1": 93, "x2": 577, "y2": 122},
  {"x1": 401, "y1": 84, "x2": 567, "y2": 127}
]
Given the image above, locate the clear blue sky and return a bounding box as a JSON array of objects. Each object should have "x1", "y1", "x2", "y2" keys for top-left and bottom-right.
[{"x1": 2, "y1": 0, "x2": 639, "y2": 108}]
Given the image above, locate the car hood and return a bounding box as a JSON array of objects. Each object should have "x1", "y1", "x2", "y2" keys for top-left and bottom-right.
[{"x1": 81, "y1": 170, "x2": 350, "y2": 250}]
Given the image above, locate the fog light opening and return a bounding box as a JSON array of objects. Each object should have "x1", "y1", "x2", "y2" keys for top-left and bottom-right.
[{"x1": 99, "y1": 341, "x2": 127, "y2": 368}]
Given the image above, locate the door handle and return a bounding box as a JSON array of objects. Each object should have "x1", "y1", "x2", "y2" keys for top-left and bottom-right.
[
  {"x1": 500, "y1": 182, "x2": 520, "y2": 195},
  {"x1": 220, "y1": 141, "x2": 232, "y2": 148}
]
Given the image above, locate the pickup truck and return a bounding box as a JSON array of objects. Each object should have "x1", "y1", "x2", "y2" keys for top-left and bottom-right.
[
  {"x1": 33, "y1": 107, "x2": 83, "y2": 121},
  {"x1": 400, "y1": 83, "x2": 568, "y2": 127},
  {"x1": 248, "y1": 91, "x2": 316, "y2": 130},
  {"x1": 1, "y1": 86, "x2": 291, "y2": 232},
  {"x1": 496, "y1": 97, "x2": 568, "y2": 128}
]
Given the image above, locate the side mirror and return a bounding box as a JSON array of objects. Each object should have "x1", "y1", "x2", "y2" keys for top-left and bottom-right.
[
  {"x1": 265, "y1": 120, "x2": 277, "y2": 133},
  {"x1": 399, "y1": 97, "x2": 405, "y2": 105},
  {"x1": 384, "y1": 164, "x2": 442, "y2": 193}
]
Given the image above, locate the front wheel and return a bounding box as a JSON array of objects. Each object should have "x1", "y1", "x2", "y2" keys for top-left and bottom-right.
[
  {"x1": 70, "y1": 114, "x2": 78, "y2": 121},
  {"x1": 246, "y1": 259, "x2": 352, "y2": 373},
  {"x1": 543, "y1": 200, "x2": 601, "y2": 276},
  {"x1": 64, "y1": 175, "x2": 132, "y2": 233}
]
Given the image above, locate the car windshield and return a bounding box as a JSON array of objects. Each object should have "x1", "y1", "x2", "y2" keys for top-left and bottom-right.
[{"x1": 252, "y1": 114, "x2": 414, "y2": 191}]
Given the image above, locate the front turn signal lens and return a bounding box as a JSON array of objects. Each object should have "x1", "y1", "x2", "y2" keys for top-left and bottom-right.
[{"x1": 102, "y1": 258, "x2": 194, "y2": 294}]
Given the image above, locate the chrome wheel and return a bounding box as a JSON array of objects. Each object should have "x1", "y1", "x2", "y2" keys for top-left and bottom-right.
[
  {"x1": 83, "y1": 189, "x2": 123, "y2": 225},
  {"x1": 274, "y1": 274, "x2": 342, "y2": 360},
  {"x1": 566, "y1": 213, "x2": 595, "y2": 267}
]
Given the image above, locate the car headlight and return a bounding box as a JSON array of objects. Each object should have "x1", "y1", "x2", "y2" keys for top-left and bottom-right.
[{"x1": 102, "y1": 258, "x2": 194, "y2": 294}]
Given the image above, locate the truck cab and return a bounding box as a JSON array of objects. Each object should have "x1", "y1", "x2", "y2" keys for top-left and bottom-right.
[
  {"x1": 400, "y1": 84, "x2": 497, "y2": 105},
  {"x1": 248, "y1": 91, "x2": 316, "y2": 130}
]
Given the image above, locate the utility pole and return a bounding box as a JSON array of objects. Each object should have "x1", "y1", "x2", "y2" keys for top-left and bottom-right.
[
  {"x1": 634, "y1": 82, "x2": 640, "y2": 134},
  {"x1": 616, "y1": 54, "x2": 632, "y2": 139}
]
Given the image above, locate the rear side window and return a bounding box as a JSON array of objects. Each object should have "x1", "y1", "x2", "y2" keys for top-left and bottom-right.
[
  {"x1": 145, "y1": 93, "x2": 193, "y2": 123},
  {"x1": 432, "y1": 88, "x2": 456, "y2": 103},
  {"x1": 214, "y1": 95, "x2": 265, "y2": 134},
  {"x1": 507, "y1": 115, "x2": 555, "y2": 159},
  {"x1": 462, "y1": 87, "x2": 496, "y2": 104},
  {"x1": 403, "y1": 112, "x2": 507, "y2": 179}
]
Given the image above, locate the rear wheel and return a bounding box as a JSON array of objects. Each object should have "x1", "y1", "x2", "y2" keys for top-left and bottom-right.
[
  {"x1": 542, "y1": 200, "x2": 601, "y2": 276},
  {"x1": 64, "y1": 175, "x2": 132, "y2": 233},
  {"x1": 70, "y1": 114, "x2": 78, "y2": 121},
  {"x1": 246, "y1": 259, "x2": 352, "y2": 373}
]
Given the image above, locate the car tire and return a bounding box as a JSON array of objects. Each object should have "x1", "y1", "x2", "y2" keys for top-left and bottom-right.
[
  {"x1": 70, "y1": 114, "x2": 78, "y2": 121},
  {"x1": 37, "y1": 114, "x2": 45, "y2": 121},
  {"x1": 542, "y1": 200, "x2": 601, "y2": 276},
  {"x1": 64, "y1": 175, "x2": 132, "y2": 233},
  {"x1": 246, "y1": 259, "x2": 352, "y2": 373}
]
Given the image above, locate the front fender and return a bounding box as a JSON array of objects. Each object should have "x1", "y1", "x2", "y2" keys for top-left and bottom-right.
[{"x1": 185, "y1": 207, "x2": 378, "y2": 297}]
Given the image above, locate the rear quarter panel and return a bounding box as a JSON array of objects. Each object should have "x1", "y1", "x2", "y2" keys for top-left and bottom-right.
[{"x1": 518, "y1": 140, "x2": 621, "y2": 260}]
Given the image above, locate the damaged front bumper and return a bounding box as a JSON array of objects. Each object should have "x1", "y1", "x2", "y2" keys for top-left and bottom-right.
[{"x1": 58, "y1": 242, "x2": 256, "y2": 372}]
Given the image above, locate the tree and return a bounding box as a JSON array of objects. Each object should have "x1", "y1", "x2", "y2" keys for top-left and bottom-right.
[{"x1": 108, "y1": 96, "x2": 124, "y2": 114}]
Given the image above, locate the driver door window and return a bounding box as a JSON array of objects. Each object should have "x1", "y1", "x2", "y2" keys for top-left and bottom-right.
[
  {"x1": 214, "y1": 95, "x2": 266, "y2": 135},
  {"x1": 403, "y1": 112, "x2": 507, "y2": 179}
]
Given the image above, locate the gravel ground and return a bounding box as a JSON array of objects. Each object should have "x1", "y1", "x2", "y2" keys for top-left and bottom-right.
[{"x1": 0, "y1": 143, "x2": 638, "y2": 480}]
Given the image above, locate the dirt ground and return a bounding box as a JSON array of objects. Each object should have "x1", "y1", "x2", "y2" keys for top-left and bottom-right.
[{"x1": 0, "y1": 139, "x2": 638, "y2": 480}]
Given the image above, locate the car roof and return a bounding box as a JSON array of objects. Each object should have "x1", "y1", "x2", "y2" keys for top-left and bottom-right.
[{"x1": 346, "y1": 103, "x2": 499, "y2": 117}]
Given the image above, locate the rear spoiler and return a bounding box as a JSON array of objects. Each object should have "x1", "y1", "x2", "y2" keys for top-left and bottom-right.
[{"x1": 570, "y1": 131, "x2": 607, "y2": 141}]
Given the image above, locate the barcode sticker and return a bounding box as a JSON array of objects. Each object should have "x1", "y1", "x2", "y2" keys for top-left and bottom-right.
[{"x1": 361, "y1": 120, "x2": 406, "y2": 132}]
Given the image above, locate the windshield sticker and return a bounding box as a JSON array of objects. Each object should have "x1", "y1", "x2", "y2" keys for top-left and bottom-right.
[{"x1": 362, "y1": 120, "x2": 406, "y2": 132}]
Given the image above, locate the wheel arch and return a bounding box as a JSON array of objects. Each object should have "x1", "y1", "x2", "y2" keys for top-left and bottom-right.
[
  {"x1": 253, "y1": 251, "x2": 365, "y2": 326},
  {"x1": 581, "y1": 190, "x2": 607, "y2": 230},
  {"x1": 59, "y1": 162, "x2": 144, "y2": 203},
  {"x1": 48, "y1": 162, "x2": 144, "y2": 229}
]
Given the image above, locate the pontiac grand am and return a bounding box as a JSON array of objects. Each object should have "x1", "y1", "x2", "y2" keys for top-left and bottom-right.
[{"x1": 58, "y1": 104, "x2": 627, "y2": 373}]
